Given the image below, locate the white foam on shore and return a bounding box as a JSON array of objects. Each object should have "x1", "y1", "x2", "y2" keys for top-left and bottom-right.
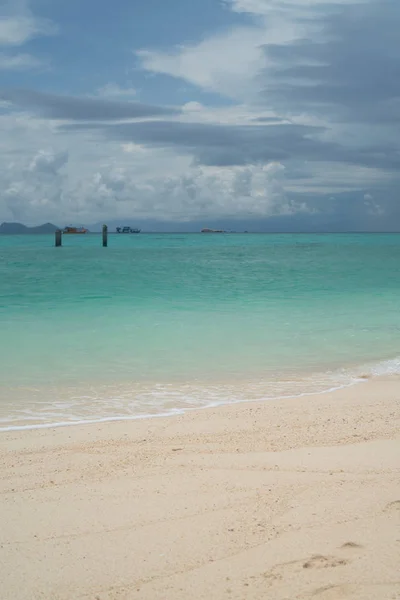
[
  {"x1": 0, "y1": 355, "x2": 399, "y2": 432},
  {"x1": 368, "y1": 356, "x2": 400, "y2": 376}
]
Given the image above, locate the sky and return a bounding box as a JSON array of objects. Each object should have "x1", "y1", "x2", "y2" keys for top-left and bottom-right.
[{"x1": 0, "y1": 0, "x2": 399, "y2": 230}]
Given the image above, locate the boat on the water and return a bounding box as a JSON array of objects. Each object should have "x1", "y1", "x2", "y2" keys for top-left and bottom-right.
[
  {"x1": 63, "y1": 226, "x2": 88, "y2": 234},
  {"x1": 116, "y1": 227, "x2": 141, "y2": 233},
  {"x1": 201, "y1": 228, "x2": 225, "y2": 233}
]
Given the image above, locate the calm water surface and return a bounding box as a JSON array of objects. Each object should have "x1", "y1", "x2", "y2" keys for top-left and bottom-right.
[{"x1": 0, "y1": 233, "x2": 399, "y2": 429}]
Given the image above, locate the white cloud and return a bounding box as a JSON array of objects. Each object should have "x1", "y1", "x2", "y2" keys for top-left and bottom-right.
[
  {"x1": 137, "y1": 0, "x2": 370, "y2": 110},
  {"x1": 0, "y1": 107, "x2": 394, "y2": 226},
  {"x1": 0, "y1": 0, "x2": 397, "y2": 228},
  {"x1": 182, "y1": 101, "x2": 204, "y2": 113},
  {"x1": 2, "y1": 154, "x2": 292, "y2": 224},
  {"x1": 136, "y1": 0, "x2": 336, "y2": 101},
  {"x1": 3, "y1": 148, "x2": 67, "y2": 221},
  {"x1": 363, "y1": 192, "x2": 384, "y2": 216},
  {"x1": 228, "y1": 0, "x2": 367, "y2": 16},
  {"x1": 0, "y1": 13, "x2": 56, "y2": 47},
  {"x1": 145, "y1": 162, "x2": 292, "y2": 220},
  {"x1": 96, "y1": 83, "x2": 137, "y2": 98},
  {"x1": 137, "y1": 26, "x2": 268, "y2": 100},
  {"x1": 0, "y1": 116, "x2": 296, "y2": 224},
  {"x1": 179, "y1": 101, "x2": 285, "y2": 125},
  {"x1": 29, "y1": 150, "x2": 68, "y2": 174},
  {"x1": 0, "y1": 1, "x2": 56, "y2": 70},
  {"x1": 121, "y1": 142, "x2": 147, "y2": 154},
  {"x1": 0, "y1": 51, "x2": 47, "y2": 70}
]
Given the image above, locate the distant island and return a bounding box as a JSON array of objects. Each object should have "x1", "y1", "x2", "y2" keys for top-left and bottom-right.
[{"x1": 0, "y1": 222, "x2": 59, "y2": 234}]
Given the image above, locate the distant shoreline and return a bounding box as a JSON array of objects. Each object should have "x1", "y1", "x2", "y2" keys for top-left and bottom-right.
[{"x1": 1, "y1": 230, "x2": 400, "y2": 235}]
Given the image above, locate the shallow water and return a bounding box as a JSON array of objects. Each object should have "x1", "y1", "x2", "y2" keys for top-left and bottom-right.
[{"x1": 1, "y1": 233, "x2": 399, "y2": 429}]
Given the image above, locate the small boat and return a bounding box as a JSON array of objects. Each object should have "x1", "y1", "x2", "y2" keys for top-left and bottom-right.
[
  {"x1": 63, "y1": 226, "x2": 88, "y2": 234},
  {"x1": 116, "y1": 227, "x2": 141, "y2": 234},
  {"x1": 201, "y1": 228, "x2": 225, "y2": 233}
]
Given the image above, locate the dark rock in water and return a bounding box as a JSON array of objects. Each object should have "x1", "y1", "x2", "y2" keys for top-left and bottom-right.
[{"x1": 0, "y1": 222, "x2": 59, "y2": 234}]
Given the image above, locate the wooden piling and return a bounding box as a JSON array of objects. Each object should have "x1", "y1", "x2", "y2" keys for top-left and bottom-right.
[
  {"x1": 102, "y1": 224, "x2": 108, "y2": 247},
  {"x1": 55, "y1": 229, "x2": 62, "y2": 247}
]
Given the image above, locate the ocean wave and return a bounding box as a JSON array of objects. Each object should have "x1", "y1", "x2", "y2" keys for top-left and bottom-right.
[
  {"x1": 1, "y1": 354, "x2": 399, "y2": 432},
  {"x1": 365, "y1": 356, "x2": 400, "y2": 376}
]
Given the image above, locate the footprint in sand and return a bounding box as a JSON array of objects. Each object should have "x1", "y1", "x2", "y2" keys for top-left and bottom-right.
[
  {"x1": 260, "y1": 554, "x2": 349, "y2": 587},
  {"x1": 311, "y1": 584, "x2": 352, "y2": 598},
  {"x1": 303, "y1": 555, "x2": 349, "y2": 569},
  {"x1": 263, "y1": 572, "x2": 283, "y2": 584},
  {"x1": 385, "y1": 500, "x2": 400, "y2": 514},
  {"x1": 340, "y1": 542, "x2": 363, "y2": 550}
]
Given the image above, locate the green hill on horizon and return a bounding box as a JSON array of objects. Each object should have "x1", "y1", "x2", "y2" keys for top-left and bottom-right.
[{"x1": 0, "y1": 222, "x2": 59, "y2": 234}]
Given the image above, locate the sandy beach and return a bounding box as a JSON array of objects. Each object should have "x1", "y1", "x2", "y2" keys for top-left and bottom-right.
[{"x1": 1, "y1": 376, "x2": 399, "y2": 600}]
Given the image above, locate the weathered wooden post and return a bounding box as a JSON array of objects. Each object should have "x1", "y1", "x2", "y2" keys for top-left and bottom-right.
[
  {"x1": 55, "y1": 229, "x2": 62, "y2": 247},
  {"x1": 102, "y1": 224, "x2": 108, "y2": 247}
]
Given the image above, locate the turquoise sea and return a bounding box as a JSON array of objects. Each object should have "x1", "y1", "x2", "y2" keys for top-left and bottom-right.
[{"x1": 1, "y1": 233, "x2": 399, "y2": 430}]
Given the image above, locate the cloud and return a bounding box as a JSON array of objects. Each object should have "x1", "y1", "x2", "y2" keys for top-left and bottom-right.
[
  {"x1": 29, "y1": 150, "x2": 68, "y2": 175},
  {"x1": 61, "y1": 116, "x2": 400, "y2": 176},
  {"x1": 3, "y1": 148, "x2": 67, "y2": 221},
  {"x1": 134, "y1": 0, "x2": 400, "y2": 192},
  {"x1": 227, "y1": 0, "x2": 368, "y2": 17},
  {"x1": 0, "y1": 122, "x2": 395, "y2": 228},
  {"x1": 0, "y1": 13, "x2": 56, "y2": 47},
  {"x1": 2, "y1": 144, "x2": 393, "y2": 230},
  {"x1": 0, "y1": 0, "x2": 57, "y2": 70},
  {"x1": 62, "y1": 119, "x2": 333, "y2": 166},
  {"x1": 137, "y1": 0, "x2": 400, "y2": 129},
  {"x1": 0, "y1": 0, "x2": 399, "y2": 230},
  {"x1": 96, "y1": 83, "x2": 137, "y2": 98},
  {"x1": 0, "y1": 51, "x2": 47, "y2": 70},
  {"x1": 363, "y1": 192, "x2": 384, "y2": 216},
  {"x1": 256, "y1": 1, "x2": 400, "y2": 126},
  {"x1": 1, "y1": 147, "x2": 297, "y2": 224},
  {"x1": 0, "y1": 89, "x2": 180, "y2": 120},
  {"x1": 137, "y1": 26, "x2": 267, "y2": 100},
  {"x1": 137, "y1": 0, "x2": 356, "y2": 100}
]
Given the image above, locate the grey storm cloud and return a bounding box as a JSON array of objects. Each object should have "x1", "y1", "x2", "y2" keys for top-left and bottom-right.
[
  {"x1": 0, "y1": 89, "x2": 180, "y2": 120},
  {"x1": 259, "y1": 0, "x2": 400, "y2": 126},
  {"x1": 62, "y1": 120, "x2": 331, "y2": 165},
  {"x1": 61, "y1": 119, "x2": 400, "y2": 171}
]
